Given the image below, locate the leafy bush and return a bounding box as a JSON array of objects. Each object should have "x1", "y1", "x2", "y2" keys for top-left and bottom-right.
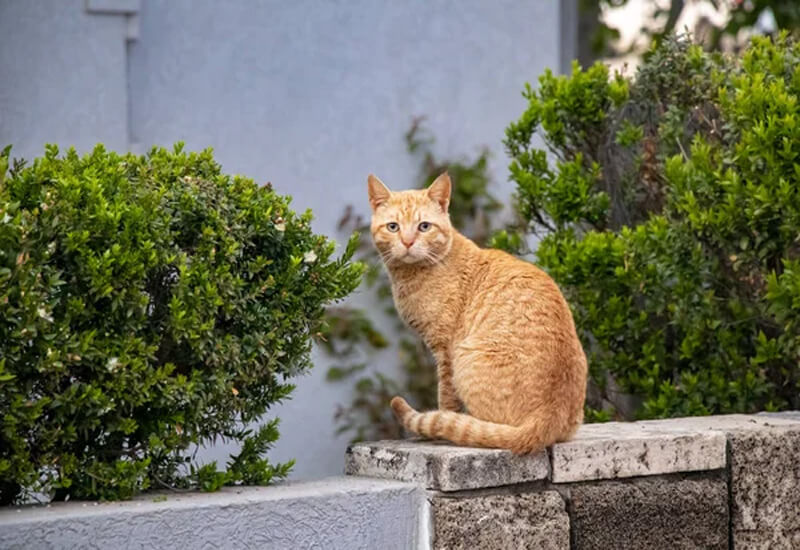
[
  {"x1": 505, "y1": 34, "x2": 800, "y2": 420},
  {"x1": 0, "y1": 143, "x2": 363, "y2": 503},
  {"x1": 321, "y1": 120, "x2": 508, "y2": 442}
]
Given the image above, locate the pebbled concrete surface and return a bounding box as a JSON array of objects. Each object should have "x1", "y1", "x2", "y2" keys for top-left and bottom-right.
[
  {"x1": 432, "y1": 491, "x2": 568, "y2": 550},
  {"x1": 570, "y1": 475, "x2": 728, "y2": 550}
]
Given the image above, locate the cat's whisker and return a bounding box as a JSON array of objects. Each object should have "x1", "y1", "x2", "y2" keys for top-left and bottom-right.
[
  {"x1": 378, "y1": 250, "x2": 396, "y2": 266},
  {"x1": 421, "y1": 250, "x2": 445, "y2": 267}
]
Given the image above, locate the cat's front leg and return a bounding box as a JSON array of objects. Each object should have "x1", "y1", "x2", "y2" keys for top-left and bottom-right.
[{"x1": 437, "y1": 357, "x2": 462, "y2": 412}]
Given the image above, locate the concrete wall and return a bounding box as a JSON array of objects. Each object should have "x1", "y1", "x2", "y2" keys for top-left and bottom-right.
[
  {"x1": 0, "y1": 478, "x2": 426, "y2": 550},
  {"x1": 348, "y1": 413, "x2": 800, "y2": 549},
  {"x1": 3, "y1": 413, "x2": 798, "y2": 549},
  {"x1": 0, "y1": 0, "x2": 572, "y2": 479},
  {"x1": 0, "y1": 0, "x2": 131, "y2": 155}
]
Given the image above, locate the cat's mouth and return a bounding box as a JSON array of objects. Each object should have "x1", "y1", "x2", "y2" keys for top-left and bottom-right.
[
  {"x1": 388, "y1": 247, "x2": 423, "y2": 264},
  {"x1": 397, "y1": 248, "x2": 437, "y2": 265}
]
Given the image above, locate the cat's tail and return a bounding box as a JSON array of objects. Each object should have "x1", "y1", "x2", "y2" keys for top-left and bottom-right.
[{"x1": 390, "y1": 396, "x2": 559, "y2": 454}]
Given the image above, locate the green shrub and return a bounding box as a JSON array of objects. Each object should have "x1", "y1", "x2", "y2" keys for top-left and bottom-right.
[
  {"x1": 505, "y1": 34, "x2": 800, "y2": 420},
  {"x1": 0, "y1": 143, "x2": 363, "y2": 503}
]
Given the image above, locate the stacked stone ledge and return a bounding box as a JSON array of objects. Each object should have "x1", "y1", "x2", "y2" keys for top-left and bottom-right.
[{"x1": 345, "y1": 413, "x2": 800, "y2": 549}]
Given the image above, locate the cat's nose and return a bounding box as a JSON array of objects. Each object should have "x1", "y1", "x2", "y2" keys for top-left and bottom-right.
[{"x1": 401, "y1": 238, "x2": 415, "y2": 249}]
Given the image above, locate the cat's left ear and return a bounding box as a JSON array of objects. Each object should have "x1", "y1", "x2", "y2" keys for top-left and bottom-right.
[{"x1": 428, "y1": 172, "x2": 451, "y2": 212}]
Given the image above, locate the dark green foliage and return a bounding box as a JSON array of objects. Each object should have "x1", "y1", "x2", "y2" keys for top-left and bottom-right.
[
  {"x1": 505, "y1": 34, "x2": 800, "y2": 420},
  {"x1": 320, "y1": 120, "x2": 505, "y2": 442},
  {"x1": 0, "y1": 143, "x2": 363, "y2": 503}
]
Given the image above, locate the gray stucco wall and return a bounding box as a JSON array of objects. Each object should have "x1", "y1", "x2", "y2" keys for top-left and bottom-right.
[
  {"x1": 0, "y1": 478, "x2": 426, "y2": 550},
  {"x1": 0, "y1": 0, "x2": 130, "y2": 155},
  {"x1": 0, "y1": 0, "x2": 570, "y2": 479}
]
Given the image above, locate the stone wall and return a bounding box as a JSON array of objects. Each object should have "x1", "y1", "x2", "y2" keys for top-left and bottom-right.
[
  {"x1": 346, "y1": 413, "x2": 800, "y2": 549},
  {"x1": 2, "y1": 413, "x2": 797, "y2": 549}
]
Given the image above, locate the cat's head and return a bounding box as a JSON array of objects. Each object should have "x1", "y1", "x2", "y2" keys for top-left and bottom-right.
[{"x1": 367, "y1": 172, "x2": 454, "y2": 266}]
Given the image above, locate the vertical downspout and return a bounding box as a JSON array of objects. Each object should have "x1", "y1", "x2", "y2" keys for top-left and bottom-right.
[
  {"x1": 125, "y1": 8, "x2": 140, "y2": 154},
  {"x1": 84, "y1": 0, "x2": 141, "y2": 153}
]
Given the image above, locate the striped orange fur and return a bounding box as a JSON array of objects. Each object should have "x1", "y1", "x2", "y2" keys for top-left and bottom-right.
[{"x1": 368, "y1": 172, "x2": 587, "y2": 454}]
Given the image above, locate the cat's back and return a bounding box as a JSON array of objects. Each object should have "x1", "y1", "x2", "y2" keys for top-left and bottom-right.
[
  {"x1": 473, "y1": 246, "x2": 563, "y2": 296},
  {"x1": 462, "y1": 246, "x2": 575, "y2": 334}
]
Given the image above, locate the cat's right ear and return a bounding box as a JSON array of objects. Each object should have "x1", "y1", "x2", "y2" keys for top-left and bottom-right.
[
  {"x1": 367, "y1": 174, "x2": 391, "y2": 211},
  {"x1": 427, "y1": 172, "x2": 451, "y2": 212}
]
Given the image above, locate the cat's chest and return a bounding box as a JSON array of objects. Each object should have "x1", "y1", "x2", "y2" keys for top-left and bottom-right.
[{"x1": 391, "y1": 275, "x2": 457, "y2": 337}]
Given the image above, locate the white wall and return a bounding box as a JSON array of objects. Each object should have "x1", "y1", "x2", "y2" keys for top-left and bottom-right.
[{"x1": 0, "y1": 0, "x2": 572, "y2": 479}]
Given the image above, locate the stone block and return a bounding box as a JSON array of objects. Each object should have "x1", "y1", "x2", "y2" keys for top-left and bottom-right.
[
  {"x1": 550, "y1": 421, "x2": 726, "y2": 483},
  {"x1": 639, "y1": 413, "x2": 800, "y2": 547},
  {"x1": 759, "y1": 410, "x2": 800, "y2": 422},
  {"x1": 637, "y1": 412, "x2": 800, "y2": 433},
  {"x1": 345, "y1": 440, "x2": 549, "y2": 492},
  {"x1": 570, "y1": 476, "x2": 728, "y2": 550},
  {"x1": 432, "y1": 491, "x2": 569, "y2": 550},
  {"x1": 727, "y1": 423, "x2": 800, "y2": 548}
]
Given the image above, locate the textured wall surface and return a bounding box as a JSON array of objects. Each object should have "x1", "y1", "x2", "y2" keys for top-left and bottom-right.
[
  {"x1": 345, "y1": 439, "x2": 549, "y2": 491},
  {"x1": 570, "y1": 476, "x2": 729, "y2": 550},
  {"x1": 725, "y1": 420, "x2": 800, "y2": 548},
  {"x1": 0, "y1": 0, "x2": 130, "y2": 157},
  {"x1": 349, "y1": 413, "x2": 800, "y2": 549},
  {"x1": 0, "y1": 0, "x2": 568, "y2": 479},
  {"x1": 0, "y1": 478, "x2": 425, "y2": 550},
  {"x1": 432, "y1": 492, "x2": 569, "y2": 550}
]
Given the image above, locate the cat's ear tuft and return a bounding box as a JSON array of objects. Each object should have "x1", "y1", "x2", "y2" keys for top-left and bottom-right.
[
  {"x1": 428, "y1": 172, "x2": 451, "y2": 212},
  {"x1": 367, "y1": 174, "x2": 391, "y2": 211}
]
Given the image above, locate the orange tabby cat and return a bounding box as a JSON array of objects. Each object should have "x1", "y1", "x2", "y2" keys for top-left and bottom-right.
[{"x1": 368, "y1": 172, "x2": 587, "y2": 454}]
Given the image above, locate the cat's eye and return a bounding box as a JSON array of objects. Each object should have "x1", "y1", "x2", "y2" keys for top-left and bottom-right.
[
  {"x1": 386, "y1": 222, "x2": 400, "y2": 232},
  {"x1": 418, "y1": 222, "x2": 431, "y2": 232}
]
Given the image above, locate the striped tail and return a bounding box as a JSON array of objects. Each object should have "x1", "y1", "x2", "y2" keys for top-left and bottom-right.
[{"x1": 390, "y1": 396, "x2": 557, "y2": 454}]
